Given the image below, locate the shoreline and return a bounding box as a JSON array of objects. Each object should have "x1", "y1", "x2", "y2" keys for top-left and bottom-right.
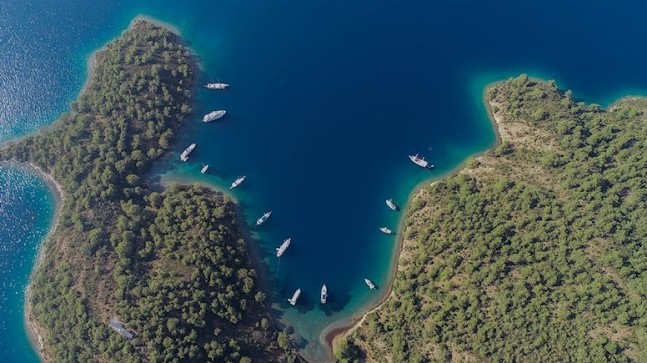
[
  {"x1": 10, "y1": 16, "x2": 185, "y2": 362},
  {"x1": 6, "y1": 17, "x2": 637, "y2": 359},
  {"x1": 318, "y1": 75, "x2": 647, "y2": 361},
  {"x1": 7, "y1": 70, "x2": 536, "y2": 362},
  {"x1": 1, "y1": 19, "x2": 153, "y2": 147},
  {"x1": 80, "y1": 15, "x2": 182, "y2": 98},
  {"x1": 133, "y1": 14, "x2": 182, "y2": 35},
  {"x1": 0, "y1": 4, "x2": 643, "y2": 355},
  {"x1": 3, "y1": 161, "x2": 65, "y2": 363},
  {"x1": 158, "y1": 175, "x2": 287, "y2": 342},
  {"x1": 320, "y1": 80, "x2": 507, "y2": 357},
  {"x1": 158, "y1": 174, "x2": 277, "y2": 300}
]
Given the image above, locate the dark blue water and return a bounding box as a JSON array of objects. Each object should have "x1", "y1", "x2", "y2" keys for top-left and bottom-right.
[{"x1": 2, "y1": 0, "x2": 647, "y2": 361}]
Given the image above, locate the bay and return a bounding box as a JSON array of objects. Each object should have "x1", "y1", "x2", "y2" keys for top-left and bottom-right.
[
  {"x1": 0, "y1": 165, "x2": 55, "y2": 362},
  {"x1": 1, "y1": 0, "x2": 647, "y2": 361}
]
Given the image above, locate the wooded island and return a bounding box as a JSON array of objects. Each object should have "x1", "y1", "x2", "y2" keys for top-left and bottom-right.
[
  {"x1": 0, "y1": 20, "x2": 295, "y2": 363},
  {"x1": 337, "y1": 75, "x2": 647, "y2": 362}
]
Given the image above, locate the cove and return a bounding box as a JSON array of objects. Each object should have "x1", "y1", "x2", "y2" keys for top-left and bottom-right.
[
  {"x1": 0, "y1": 164, "x2": 56, "y2": 362},
  {"x1": 3, "y1": 0, "x2": 647, "y2": 361}
]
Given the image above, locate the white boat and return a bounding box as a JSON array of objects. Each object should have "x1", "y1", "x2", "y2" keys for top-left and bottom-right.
[
  {"x1": 321, "y1": 284, "x2": 328, "y2": 304},
  {"x1": 180, "y1": 143, "x2": 196, "y2": 162},
  {"x1": 408, "y1": 153, "x2": 433, "y2": 168},
  {"x1": 201, "y1": 164, "x2": 209, "y2": 174},
  {"x1": 204, "y1": 82, "x2": 229, "y2": 90},
  {"x1": 256, "y1": 211, "x2": 272, "y2": 226},
  {"x1": 203, "y1": 110, "x2": 226, "y2": 122},
  {"x1": 386, "y1": 199, "x2": 397, "y2": 211},
  {"x1": 230, "y1": 176, "x2": 246, "y2": 190},
  {"x1": 276, "y1": 238, "x2": 291, "y2": 257},
  {"x1": 379, "y1": 227, "x2": 393, "y2": 234},
  {"x1": 288, "y1": 288, "x2": 301, "y2": 306},
  {"x1": 364, "y1": 278, "x2": 376, "y2": 290}
]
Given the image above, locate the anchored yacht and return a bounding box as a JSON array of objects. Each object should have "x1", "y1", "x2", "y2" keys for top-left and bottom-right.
[
  {"x1": 276, "y1": 238, "x2": 291, "y2": 257},
  {"x1": 288, "y1": 289, "x2": 301, "y2": 306},
  {"x1": 230, "y1": 176, "x2": 246, "y2": 190},
  {"x1": 364, "y1": 278, "x2": 376, "y2": 290},
  {"x1": 379, "y1": 227, "x2": 393, "y2": 234},
  {"x1": 204, "y1": 82, "x2": 229, "y2": 90},
  {"x1": 203, "y1": 110, "x2": 226, "y2": 122},
  {"x1": 321, "y1": 285, "x2": 328, "y2": 304},
  {"x1": 256, "y1": 211, "x2": 272, "y2": 226},
  {"x1": 386, "y1": 199, "x2": 397, "y2": 211},
  {"x1": 180, "y1": 143, "x2": 196, "y2": 162},
  {"x1": 201, "y1": 164, "x2": 209, "y2": 174},
  {"x1": 409, "y1": 153, "x2": 433, "y2": 168}
]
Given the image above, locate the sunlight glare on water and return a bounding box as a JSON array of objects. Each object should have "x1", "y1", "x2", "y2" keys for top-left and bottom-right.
[{"x1": 0, "y1": 164, "x2": 55, "y2": 362}]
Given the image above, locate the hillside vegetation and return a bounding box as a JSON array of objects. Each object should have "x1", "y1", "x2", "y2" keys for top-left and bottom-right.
[
  {"x1": 1, "y1": 20, "x2": 294, "y2": 362},
  {"x1": 341, "y1": 75, "x2": 647, "y2": 362}
]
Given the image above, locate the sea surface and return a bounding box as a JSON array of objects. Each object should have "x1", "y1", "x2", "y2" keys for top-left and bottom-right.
[
  {"x1": 0, "y1": 165, "x2": 55, "y2": 362},
  {"x1": 2, "y1": 0, "x2": 647, "y2": 361}
]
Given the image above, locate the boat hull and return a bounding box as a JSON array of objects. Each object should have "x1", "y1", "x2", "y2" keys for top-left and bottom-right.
[
  {"x1": 408, "y1": 154, "x2": 433, "y2": 168},
  {"x1": 321, "y1": 285, "x2": 327, "y2": 304},
  {"x1": 230, "y1": 176, "x2": 246, "y2": 189},
  {"x1": 276, "y1": 238, "x2": 291, "y2": 257},
  {"x1": 256, "y1": 211, "x2": 272, "y2": 226},
  {"x1": 386, "y1": 199, "x2": 397, "y2": 211},
  {"x1": 288, "y1": 289, "x2": 301, "y2": 305},
  {"x1": 203, "y1": 110, "x2": 226, "y2": 122},
  {"x1": 204, "y1": 83, "x2": 229, "y2": 90},
  {"x1": 364, "y1": 278, "x2": 376, "y2": 290},
  {"x1": 180, "y1": 143, "x2": 196, "y2": 161}
]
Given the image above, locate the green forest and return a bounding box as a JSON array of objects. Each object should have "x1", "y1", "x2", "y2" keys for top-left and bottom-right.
[
  {"x1": 340, "y1": 75, "x2": 647, "y2": 362},
  {"x1": 0, "y1": 20, "x2": 294, "y2": 362}
]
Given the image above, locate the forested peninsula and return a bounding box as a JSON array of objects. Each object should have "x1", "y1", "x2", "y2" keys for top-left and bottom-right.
[
  {"x1": 337, "y1": 75, "x2": 647, "y2": 362},
  {"x1": 0, "y1": 20, "x2": 294, "y2": 362}
]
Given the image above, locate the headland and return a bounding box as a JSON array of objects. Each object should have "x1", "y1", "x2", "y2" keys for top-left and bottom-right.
[
  {"x1": 339, "y1": 75, "x2": 647, "y2": 362},
  {"x1": 0, "y1": 18, "x2": 295, "y2": 362}
]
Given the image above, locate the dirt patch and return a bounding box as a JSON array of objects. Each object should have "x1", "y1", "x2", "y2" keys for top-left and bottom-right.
[{"x1": 588, "y1": 322, "x2": 636, "y2": 360}]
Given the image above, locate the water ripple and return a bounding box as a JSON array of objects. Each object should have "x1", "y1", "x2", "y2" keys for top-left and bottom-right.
[{"x1": 0, "y1": 164, "x2": 55, "y2": 359}]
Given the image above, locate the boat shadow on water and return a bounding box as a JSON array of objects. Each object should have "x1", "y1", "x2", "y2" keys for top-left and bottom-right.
[
  {"x1": 145, "y1": 150, "x2": 238, "y2": 189},
  {"x1": 273, "y1": 286, "x2": 316, "y2": 314},
  {"x1": 274, "y1": 284, "x2": 353, "y2": 315},
  {"x1": 318, "y1": 288, "x2": 352, "y2": 316}
]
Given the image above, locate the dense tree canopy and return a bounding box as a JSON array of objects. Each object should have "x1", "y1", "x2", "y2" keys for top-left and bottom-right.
[
  {"x1": 345, "y1": 75, "x2": 647, "y2": 362},
  {"x1": 1, "y1": 20, "x2": 294, "y2": 362}
]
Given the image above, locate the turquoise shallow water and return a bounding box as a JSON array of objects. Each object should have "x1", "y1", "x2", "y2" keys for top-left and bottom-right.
[
  {"x1": 0, "y1": 165, "x2": 55, "y2": 362},
  {"x1": 3, "y1": 0, "x2": 647, "y2": 361}
]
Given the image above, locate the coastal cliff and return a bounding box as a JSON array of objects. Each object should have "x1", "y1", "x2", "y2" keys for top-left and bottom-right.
[
  {"x1": 338, "y1": 75, "x2": 647, "y2": 362},
  {"x1": 0, "y1": 20, "x2": 295, "y2": 362}
]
